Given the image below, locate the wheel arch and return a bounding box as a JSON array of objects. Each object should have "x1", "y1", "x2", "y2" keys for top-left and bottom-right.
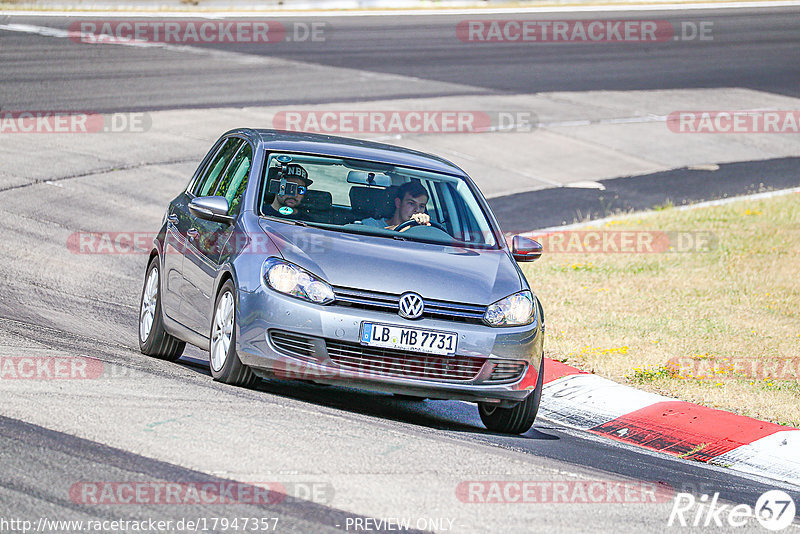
[
  {"x1": 211, "y1": 266, "x2": 239, "y2": 336},
  {"x1": 214, "y1": 265, "x2": 237, "y2": 299}
]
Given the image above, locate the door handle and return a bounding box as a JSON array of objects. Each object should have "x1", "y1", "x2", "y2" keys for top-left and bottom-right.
[
  {"x1": 186, "y1": 228, "x2": 200, "y2": 240},
  {"x1": 167, "y1": 214, "x2": 178, "y2": 224}
]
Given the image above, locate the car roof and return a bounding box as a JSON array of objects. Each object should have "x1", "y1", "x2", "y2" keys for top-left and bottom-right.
[{"x1": 226, "y1": 128, "x2": 469, "y2": 177}]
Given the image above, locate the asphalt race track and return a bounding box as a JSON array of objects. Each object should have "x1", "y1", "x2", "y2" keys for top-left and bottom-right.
[
  {"x1": 1, "y1": 6, "x2": 799, "y2": 533},
  {"x1": 2, "y1": 8, "x2": 800, "y2": 111}
]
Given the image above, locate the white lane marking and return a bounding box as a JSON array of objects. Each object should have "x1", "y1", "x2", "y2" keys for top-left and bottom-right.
[
  {"x1": 687, "y1": 163, "x2": 720, "y2": 171},
  {"x1": 4, "y1": 1, "x2": 800, "y2": 17},
  {"x1": 0, "y1": 22, "x2": 785, "y2": 156},
  {"x1": 0, "y1": 22, "x2": 72, "y2": 38},
  {"x1": 522, "y1": 186, "x2": 800, "y2": 234},
  {"x1": 0, "y1": 22, "x2": 449, "y2": 86},
  {"x1": 564, "y1": 180, "x2": 606, "y2": 190},
  {"x1": 3, "y1": 24, "x2": 794, "y2": 218},
  {"x1": 0, "y1": 22, "x2": 265, "y2": 56},
  {"x1": 540, "y1": 115, "x2": 669, "y2": 128},
  {"x1": 539, "y1": 108, "x2": 790, "y2": 131},
  {"x1": 710, "y1": 430, "x2": 800, "y2": 486}
]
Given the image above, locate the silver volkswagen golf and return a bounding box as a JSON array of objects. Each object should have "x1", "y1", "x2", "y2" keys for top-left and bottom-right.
[{"x1": 139, "y1": 129, "x2": 545, "y2": 434}]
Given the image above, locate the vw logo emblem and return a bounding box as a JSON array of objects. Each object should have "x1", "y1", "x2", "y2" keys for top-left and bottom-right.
[{"x1": 398, "y1": 292, "x2": 424, "y2": 319}]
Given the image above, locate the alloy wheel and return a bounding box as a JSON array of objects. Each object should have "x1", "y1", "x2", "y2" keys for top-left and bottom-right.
[
  {"x1": 211, "y1": 291, "x2": 234, "y2": 372},
  {"x1": 139, "y1": 267, "x2": 159, "y2": 342}
]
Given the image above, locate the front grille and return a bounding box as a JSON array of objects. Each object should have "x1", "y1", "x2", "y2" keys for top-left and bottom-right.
[
  {"x1": 326, "y1": 339, "x2": 485, "y2": 382},
  {"x1": 269, "y1": 331, "x2": 316, "y2": 358},
  {"x1": 333, "y1": 286, "x2": 486, "y2": 324},
  {"x1": 486, "y1": 360, "x2": 527, "y2": 383}
]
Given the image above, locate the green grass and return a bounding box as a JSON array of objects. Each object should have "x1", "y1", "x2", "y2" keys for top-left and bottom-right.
[{"x1": 522, "y1": 191, "x2": 800, "y2": 427}]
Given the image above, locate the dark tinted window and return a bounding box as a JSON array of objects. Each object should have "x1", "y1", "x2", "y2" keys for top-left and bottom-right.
[
  {"x1": 215, "y1": 143, "x2": 253, "y2": 216},
  {"x1": 192, "y1": 138, "x2": 244, "y2": 197}
]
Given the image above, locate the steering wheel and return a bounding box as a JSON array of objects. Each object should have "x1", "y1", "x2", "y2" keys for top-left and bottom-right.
[{"x1": 394, "y1": 218, "x2": 447, "y2": 233}]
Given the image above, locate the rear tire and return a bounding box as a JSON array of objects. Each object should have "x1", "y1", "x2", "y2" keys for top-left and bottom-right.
[
  {"x1": 209, "y1": 280, "x2": 257, "y2": 388},
  {"x1": 139, "y1": 256, "x2": 185, "y2": 361},
  {"x1": 478, "y1": 357, "x2": 544, "y2": 435}
]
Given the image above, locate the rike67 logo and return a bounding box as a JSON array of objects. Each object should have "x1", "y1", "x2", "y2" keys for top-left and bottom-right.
[{"x1": 668, "y1": 489, "x2": 796, "y2": 530}]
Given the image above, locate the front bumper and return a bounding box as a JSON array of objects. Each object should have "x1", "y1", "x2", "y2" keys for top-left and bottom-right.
[{"x1": 236, "y1": 286, "x2": 543, "y2": 404}]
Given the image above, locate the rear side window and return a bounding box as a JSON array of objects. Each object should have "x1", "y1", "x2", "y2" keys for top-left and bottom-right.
[
  {"x1": 215, "y1": 143, "x2": 253, "y2": 216},
  {"x1": 192, "y1": 138, "x2": 244, "y2": 197}
]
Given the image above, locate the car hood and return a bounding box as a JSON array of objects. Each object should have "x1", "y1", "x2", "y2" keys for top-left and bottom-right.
[{"x1": 259, "y1": 221, "x2": 523, "y2": 305}]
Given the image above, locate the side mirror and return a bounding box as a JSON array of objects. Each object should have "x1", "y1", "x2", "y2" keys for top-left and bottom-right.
[
  {"x1": 188, "y1": 196, "x2": 234, "y2": 225},
  {"x1": 511, "y1": 235, "x2": 542, "y2": 262}
]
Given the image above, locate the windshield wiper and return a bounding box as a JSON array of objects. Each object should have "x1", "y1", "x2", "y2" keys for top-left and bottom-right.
[{"x1": 260, "y1": 215, "x2": 309, "y2": 227}]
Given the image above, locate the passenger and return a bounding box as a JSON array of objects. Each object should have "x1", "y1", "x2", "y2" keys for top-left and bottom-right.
[
  {"x1": 360, "y1": 181, "x2": 431, "y2": 230},
  {"x1": 263, "y1": 164, "x2": 312, "y2": 218}
]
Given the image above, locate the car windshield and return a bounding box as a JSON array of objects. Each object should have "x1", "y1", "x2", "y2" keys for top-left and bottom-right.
[{"x1": 258, "y1": 152, "x2": 498, "y2": 248}]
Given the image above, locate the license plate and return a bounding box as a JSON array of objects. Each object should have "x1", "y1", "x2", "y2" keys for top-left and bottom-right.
[{"x1": 360, "y1": 322, "x2": 457, "y2": 356}]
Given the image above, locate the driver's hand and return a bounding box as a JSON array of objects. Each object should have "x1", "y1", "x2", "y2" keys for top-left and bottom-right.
[{"x1": 411, "y1": 213, "x2": 431, "y2": 226}]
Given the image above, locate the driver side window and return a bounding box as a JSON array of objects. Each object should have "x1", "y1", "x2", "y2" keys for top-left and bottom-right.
[
  {"x1": 192, "y1": 138, "x2": 244, "y2": 197},
  {"x1": 215, "y1": 143, "x2": 253, "y2": 217}
]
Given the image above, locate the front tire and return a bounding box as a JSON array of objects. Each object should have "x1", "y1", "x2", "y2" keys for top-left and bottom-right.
[
  {"x1": 139, "y1": 256, "x2": 185, "y2": 361},
  {"x1": 478, "y1": 358, "x2": 544, "y2": 435},
  {"x1": 209, "y1": 280, "x2": 257, "y2": 387}
]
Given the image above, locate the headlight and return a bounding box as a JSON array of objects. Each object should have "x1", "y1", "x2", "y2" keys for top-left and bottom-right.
[
  {"x1": 262, "y1": 258, "x2": 335, "y2": 305},
  {"x1": 483, "y1": 290, "x2": 535, "y2": 327}
]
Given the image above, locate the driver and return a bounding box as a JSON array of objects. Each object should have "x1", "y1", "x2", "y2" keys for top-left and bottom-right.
[
  {"x1": 360, "y1": 181, "x2": 431, "y2": 230},
  {"x1": 263, "y1": 164, "x2": 312, "y2": 218}
]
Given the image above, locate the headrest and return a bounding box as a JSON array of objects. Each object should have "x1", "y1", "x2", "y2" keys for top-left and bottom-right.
[
  {"x1": 349, "y1": 187, "x2": 394, "y2": 218},
  {"x1": 302, "y1": 189, "x2": 332, "y2": 212}
]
